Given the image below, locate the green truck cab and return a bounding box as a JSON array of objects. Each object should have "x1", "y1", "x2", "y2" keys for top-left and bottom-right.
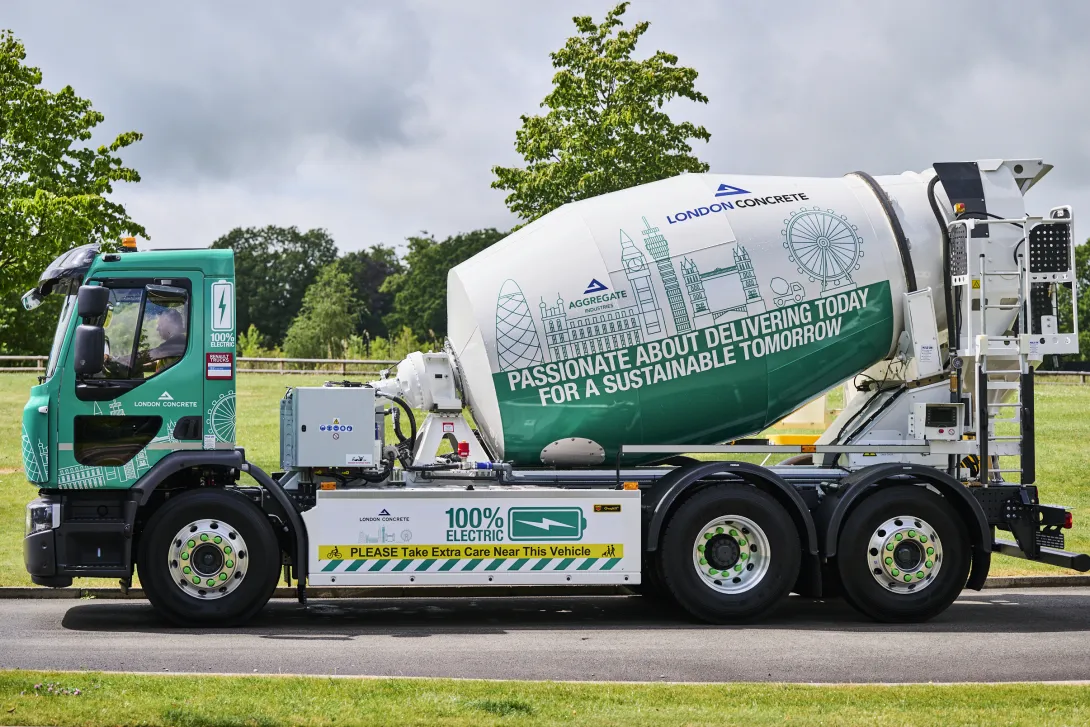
[{"x1": 20, "y1": 245, "x2": 297, "y2": 623}]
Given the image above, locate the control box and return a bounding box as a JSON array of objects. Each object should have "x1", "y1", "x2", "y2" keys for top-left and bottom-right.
[
  {"x1": 280, "y1": 386, "x2": 383, "y2": 469},
  {"x1": 909, "y1": 402, "x2": 964, "y2": 441}
]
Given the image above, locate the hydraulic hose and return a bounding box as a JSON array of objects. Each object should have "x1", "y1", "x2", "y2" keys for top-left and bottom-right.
[
  {"x1": 927, "y1": 175, "x2": 957, "y2": 365},
  {"x1": 378, "y1": 393, "x2": 417, "y2": 464}
]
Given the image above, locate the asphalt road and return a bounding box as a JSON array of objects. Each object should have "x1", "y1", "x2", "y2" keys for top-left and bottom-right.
[{"x1": 1, "y1": 588, "x2": 1089, "y2": 682}]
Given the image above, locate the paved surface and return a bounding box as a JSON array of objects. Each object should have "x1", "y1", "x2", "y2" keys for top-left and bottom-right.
[{"x1": 1, "y1": 588, "x2": 1089, "y2": 682}]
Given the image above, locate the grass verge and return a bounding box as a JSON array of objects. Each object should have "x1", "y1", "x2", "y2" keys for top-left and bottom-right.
[{"x1": 1, "y1": 670, "x2": 1089, "y2": 727}]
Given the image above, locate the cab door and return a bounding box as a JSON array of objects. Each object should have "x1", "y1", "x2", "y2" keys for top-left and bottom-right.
[{"x1": 56, "y1": 273, "x2": 204, "y2": 490}]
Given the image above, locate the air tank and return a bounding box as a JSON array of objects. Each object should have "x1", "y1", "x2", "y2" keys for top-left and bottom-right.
[{"x1": 446, "y1": 168, "x2": 1019, "y2": 466}]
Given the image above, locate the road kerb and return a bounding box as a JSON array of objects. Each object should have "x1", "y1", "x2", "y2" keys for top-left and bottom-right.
[{"x1": 0, "y1": 576, "x2": 1088, "y2": 599}]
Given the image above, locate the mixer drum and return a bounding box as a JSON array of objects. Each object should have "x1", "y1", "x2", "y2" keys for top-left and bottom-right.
[{"x1": 448, "y1": 172, "x2": 922, "y2": 465}]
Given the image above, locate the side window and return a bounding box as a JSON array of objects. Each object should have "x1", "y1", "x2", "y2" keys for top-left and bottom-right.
[
  {"x1": 94, "y1": 285, "x2": 189, "y2": 380},
  {"x1": 138, "y1": 290, "x2": 188, "y2": 376},
  {"x1": 95, "y1": 288, "x2": 143, "y2": 380}
]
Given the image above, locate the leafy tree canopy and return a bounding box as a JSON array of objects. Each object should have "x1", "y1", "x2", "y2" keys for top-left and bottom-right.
[
  {"x1": 381, "y1": 228, "x2": 506, "y2": 339},
  {"x1": 491, "y1": 2, "x2": 711, "y2": 222},
  {"x1": 211, "y1": 225, "x2": 338, "y2": 346},
  {"x1": 339, "y1": 244, "x2": 403, "y2": 339},
  {"x1": 0, "y1": 30, "x2": 144, "y2": 352},
  {"x1": 283, "y1": 261, "x2": 360, "y2": 358}
]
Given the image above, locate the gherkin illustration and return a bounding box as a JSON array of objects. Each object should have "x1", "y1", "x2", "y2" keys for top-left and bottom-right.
[{"x1": 495, "y1": 279, "x2": 544, "y2": 371}]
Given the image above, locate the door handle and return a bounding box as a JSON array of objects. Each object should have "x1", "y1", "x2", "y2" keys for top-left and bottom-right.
[{"x1": 37, "y1": 405, "x2": 48, "y2": 414}]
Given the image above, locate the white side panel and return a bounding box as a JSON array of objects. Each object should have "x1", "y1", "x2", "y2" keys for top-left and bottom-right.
[{"x1": 304, "y1": 488, "x2": 641, "y2": 587}]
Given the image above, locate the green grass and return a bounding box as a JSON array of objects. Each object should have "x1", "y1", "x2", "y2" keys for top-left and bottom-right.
[
  {"x1": 1, "y1": 373, "x2": 1088, "y2": 585},
  {"x1": 0, "y1": 670, "x2": 1088, "y2": 726}
]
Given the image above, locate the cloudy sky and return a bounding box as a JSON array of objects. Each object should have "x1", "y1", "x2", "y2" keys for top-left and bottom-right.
[{"x1": 8, "y1": 1, "x2": 1090, "y2": 252}]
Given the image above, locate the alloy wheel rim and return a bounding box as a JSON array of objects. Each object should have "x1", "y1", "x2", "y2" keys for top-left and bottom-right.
[
  {"x1": 691, "y1": 515, "x2": 771, "y2": 594},
  {"x1": 866, "y1": 515, "x2": 942, "y2": 593},
  {"x1": 168, "y1": 518, "x2": 248, "y2": 600}
]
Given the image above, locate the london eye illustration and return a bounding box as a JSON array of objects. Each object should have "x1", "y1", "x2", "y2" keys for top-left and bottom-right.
[
  {"x1": 208, "y1": 391, "x2": 236, "y2": 443},
  {"x1": 781, "y1": 208, "x2": 863, "y2": 292}
]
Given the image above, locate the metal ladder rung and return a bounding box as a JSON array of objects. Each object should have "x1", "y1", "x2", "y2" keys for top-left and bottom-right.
[
  {"x1": 988, "y1": 401, "x2": 1021, "y2": 407},
  {"x1": 984, "y1": 304, "x2": 1020, "y2": 310},
  {"x1": 989, "y1": 435, "x2": 1022, "y2": 441},
  {"x1": 985, "y1": 382, "x2": 1021, "y2": 390},
  {"x1": 992, "y1": 468, "x2": 1023, "y2": 473},
  {"x1": 984, "y1": 269, "x2": 1022, "y2": 276}
]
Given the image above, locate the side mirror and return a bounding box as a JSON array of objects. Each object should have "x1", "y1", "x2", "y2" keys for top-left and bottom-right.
[
  {"x1": 21, "y1": 289, "x2": 43, "y2": 311},
  {"x1": 73, "y1": 324, "x2": 105, "y2": 376},
  {"x1": 77, "y1": 285, "x2": 110, "y2": 319}
]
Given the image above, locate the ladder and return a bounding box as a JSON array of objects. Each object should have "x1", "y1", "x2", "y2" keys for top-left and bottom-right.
[
  {"x1": 973, "y1": 250, "x2": 1032, "y2": 486},
  {"x1": 949, "y1": 207, "x2": 1075, "y2": 486}
]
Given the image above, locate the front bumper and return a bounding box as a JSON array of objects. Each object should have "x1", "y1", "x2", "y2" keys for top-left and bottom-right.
[
  {"x1": 23, "y1": 493, "x2": 134, "y2": 587},
  {"x1": 24, "y1": 528, "x2": 71, "y2": 587}
]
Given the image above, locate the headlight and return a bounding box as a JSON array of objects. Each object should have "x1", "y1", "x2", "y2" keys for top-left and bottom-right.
[{"x1": 25, "y1": 499, "x2": 58, "y2": 537}]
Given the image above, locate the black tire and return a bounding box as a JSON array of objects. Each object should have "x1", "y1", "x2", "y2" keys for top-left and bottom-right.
[
  {"x1": 836, "y1": 485, "x2": 970, "y2": 623},
  {"x1": 660, "y1": 484, "x2": 801, "y2": 623},
  {"x1": 138, "y1": 489, "x2": 280, "y2": 626}
]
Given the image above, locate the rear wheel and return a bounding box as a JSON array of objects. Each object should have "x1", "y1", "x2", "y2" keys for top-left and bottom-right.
[
  {"x1": 837, "y1": 485, "x2": 970, "y2": 622},
  {"x1": 660, "y1": 484, "x2": 801, "y2": 623},
  {"x1": 138, "y1": 489, "x2": 280, "y2": 626}
]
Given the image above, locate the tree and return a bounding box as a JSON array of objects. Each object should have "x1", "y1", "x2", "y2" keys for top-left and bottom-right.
[
  {"x1": 1057, "y1": 240, "x2": 1090, "y2": 364},
  {"x1": 283, "y1": 262, "x2": 360, "y2": 358},
  {"x1": 338, "y1": 244, "x2": 403, "y2": 338},
  {"x1": 491, "y1": 2, "x2": 711, "y2": 223},
  {"x1": 382, "y1": 228, "x2": 506, "y2": 339},
  {"x1": 0, "y1": 30, "x2": 144, "y2": 353},
  {"x1": 211, "y1": 226, "x2": 338, "y2": 346}
]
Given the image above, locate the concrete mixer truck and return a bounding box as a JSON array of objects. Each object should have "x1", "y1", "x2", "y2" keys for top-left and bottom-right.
[{"x1": 19, "y1": 158, "x2": 1089, "y2": 627}]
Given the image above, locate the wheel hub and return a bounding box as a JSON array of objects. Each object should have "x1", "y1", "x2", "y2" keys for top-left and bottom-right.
[
  {"x1": 190, "y1": 543, "x2": 224, "y2": 576},
  {"x1": 705, "y1": 535, "x2": 741, "y2": 570},
  {"x1": 867, "y1": 515, "x2": 942, "y2": 594},
  {"x1": 692, "y1": 515, "x2": 771, "y2": 595},
  {"x1": 168, "y1": 518, "x2": 248, "y2": 601}
]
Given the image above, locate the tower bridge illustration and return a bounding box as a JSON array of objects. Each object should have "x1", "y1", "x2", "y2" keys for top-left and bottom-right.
[{"x1": 682, "y1": 244, "x2": 768, "y2": 325}]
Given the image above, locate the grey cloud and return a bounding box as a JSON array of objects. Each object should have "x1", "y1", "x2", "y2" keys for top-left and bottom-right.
[
  {"x1": 10, "y1": 2, "x2": 432, "y2": 182},
  {"x1": 5, "y1": 0, "x2": 1089, "y2": 249}
]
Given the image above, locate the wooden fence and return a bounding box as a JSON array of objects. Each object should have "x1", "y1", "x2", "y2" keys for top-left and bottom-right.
[
  {"x1": 0, "y1": 355, "x2": 398, "y2": 377},
  {"x1": 2, "y1": 354, "x2": 1090, "y2": 383}
]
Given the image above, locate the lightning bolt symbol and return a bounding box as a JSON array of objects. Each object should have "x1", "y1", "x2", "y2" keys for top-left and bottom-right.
[
  {"x1": 516, "y1": 517, "x2": 576, "y2": 531},
  {"x1": 218, "y1": 290, "x2": 227, "y2": 321}
]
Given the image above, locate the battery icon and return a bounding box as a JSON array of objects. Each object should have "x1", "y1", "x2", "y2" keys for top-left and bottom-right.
[
  {"x1": 211, "y1": 280, "x2": 234, "y2": 331},
  {"x1": 508, "y1": 507, "x2": 586, "y2": 541}
]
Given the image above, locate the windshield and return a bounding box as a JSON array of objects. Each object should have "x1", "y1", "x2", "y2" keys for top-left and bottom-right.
[{"x1": 46, "y1": 295, "x2": 77, "y2": 379}]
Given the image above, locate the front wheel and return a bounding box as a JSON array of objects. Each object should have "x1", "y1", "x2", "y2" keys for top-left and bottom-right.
[
  {"x1": 836, "y1": 485, "x2": 971, "y2": 622},
  {"x1": 138, "y1": 489, "x2": 281, "y2": 626},
  {"x1": 660, "y1": 484, "x2": 801, "y2": 623}
]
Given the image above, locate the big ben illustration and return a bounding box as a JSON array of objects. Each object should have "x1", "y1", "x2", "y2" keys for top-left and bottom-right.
[{"x1": 620, "y1": 229, "x2": 664, "y2": 336}]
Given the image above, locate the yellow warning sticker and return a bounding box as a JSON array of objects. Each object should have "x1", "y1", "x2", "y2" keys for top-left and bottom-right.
[
  {"x1": 972, "y1": 279, "x2": 981, "y2": 289},
  {"x1": 318, "y1": 543, "x2": 624, "y2": 560}
]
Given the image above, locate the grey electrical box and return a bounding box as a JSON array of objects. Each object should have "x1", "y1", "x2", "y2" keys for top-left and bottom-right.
[{"x1": 280, "y1": 386, "x2": 383, "y2": 469}]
